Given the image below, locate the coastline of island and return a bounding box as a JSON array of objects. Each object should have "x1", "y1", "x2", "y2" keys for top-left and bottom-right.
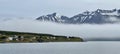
[{"x1": 0, "y1": 30, "x2": 83, "y2": 43}]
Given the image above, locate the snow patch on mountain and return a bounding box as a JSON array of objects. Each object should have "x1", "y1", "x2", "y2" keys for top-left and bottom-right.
[{"x1": 36, "y1": 9, "x2": 120, "y2": 24}]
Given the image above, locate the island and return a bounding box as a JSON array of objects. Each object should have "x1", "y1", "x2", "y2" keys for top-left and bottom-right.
[{"x1": 0, "y1": 30, "x2": 83, "y2": 43}]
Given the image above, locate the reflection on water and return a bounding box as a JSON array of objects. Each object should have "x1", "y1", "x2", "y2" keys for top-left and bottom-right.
[{"x1": 0, "y1": 42, "x2": 120, "y2": 54}]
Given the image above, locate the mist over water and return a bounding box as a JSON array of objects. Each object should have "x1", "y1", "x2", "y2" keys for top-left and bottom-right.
[{"x1": 0, "y1": 19, "x2": 120, "y2": 41}]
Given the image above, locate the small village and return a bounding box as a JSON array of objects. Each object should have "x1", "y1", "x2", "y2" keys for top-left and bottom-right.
[
  {"x1": 0, "y1": 31, "x2": 83, "y2": 43},
  {"x1": 0, "y1": 34, "x2": 37, "y2": 42}
]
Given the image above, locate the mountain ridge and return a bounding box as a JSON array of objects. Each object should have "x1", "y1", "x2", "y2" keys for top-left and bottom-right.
[{"x1": 36, "y1": 9, "x2": 120, "y2": 24}]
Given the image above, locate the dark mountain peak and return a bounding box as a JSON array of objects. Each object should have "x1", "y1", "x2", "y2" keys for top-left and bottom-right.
[
  {"x1": 95, "y1": 9, "x2": 119, "y2": 13},
  {"x1": 52, "y1": 12, "x2": 57, "y2": 16},
  {"x1": 83, "y1": 10, "x2": 90, "y2": 15},
  {"x1": 36, "y1": 9, "x2": 120, "y2": 24},
  {"x1": 47, "y1": 12, "x2": 57, "y2": 17},
  {"x1": 36, "y1": 13, "x2": 70, "y2": 23}
]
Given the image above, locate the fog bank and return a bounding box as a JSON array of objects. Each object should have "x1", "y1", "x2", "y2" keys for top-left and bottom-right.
[{"x1": 0, "y1": 19, "x2": 120, "y2": 41}]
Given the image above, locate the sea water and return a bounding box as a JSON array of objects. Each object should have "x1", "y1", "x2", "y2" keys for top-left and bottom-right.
[{"x1": 1, "y1": 42, "x2": 120, "y2": 54}]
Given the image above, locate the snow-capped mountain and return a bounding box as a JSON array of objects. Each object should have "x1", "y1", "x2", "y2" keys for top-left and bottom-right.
[
  {"x1": 37, "y1": 9, "x2": 120, "y2": 24},
  {"x1": 36, "y1": 13, "x2": 70, "y2": 23}
]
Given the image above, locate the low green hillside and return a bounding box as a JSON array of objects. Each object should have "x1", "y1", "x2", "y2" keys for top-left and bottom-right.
[{"x1": 0, "y1": 30, "x2": 83, "y2": 43}]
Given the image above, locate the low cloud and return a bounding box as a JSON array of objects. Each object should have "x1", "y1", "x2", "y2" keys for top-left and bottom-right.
[{"x1": 0, "y1": 19, "x2": 120, "y2": 41}]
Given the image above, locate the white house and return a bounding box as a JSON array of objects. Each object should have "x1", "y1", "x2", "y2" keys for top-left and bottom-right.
[{"x1": 8, "y1": 37, "x2": 13, "y2": 40}]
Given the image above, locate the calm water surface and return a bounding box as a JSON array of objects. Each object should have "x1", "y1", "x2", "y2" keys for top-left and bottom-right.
[{"x1": 0, "y1": 42, "x2": 120, "y2": 54}]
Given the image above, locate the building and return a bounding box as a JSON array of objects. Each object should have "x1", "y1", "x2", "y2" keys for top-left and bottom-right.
[
  {"x1": 8, "y1": 37, "x2": 13, "y2": 40},
  {"x1": 12, "y1": 35, "x2": 24, "y2": 41}
]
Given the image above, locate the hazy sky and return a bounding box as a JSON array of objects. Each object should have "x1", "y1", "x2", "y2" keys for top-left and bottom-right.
[{"x1": 0, "y1": 0, "x2": 120, "y2": 18}]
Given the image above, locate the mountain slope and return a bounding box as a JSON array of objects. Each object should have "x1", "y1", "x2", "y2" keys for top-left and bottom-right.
[
  {"x1": 36, "y1": 13, "x2": 70, "y2": 23},
  {"x1": 36, "y1": 9, "x2": 120, "y2": 24}
]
